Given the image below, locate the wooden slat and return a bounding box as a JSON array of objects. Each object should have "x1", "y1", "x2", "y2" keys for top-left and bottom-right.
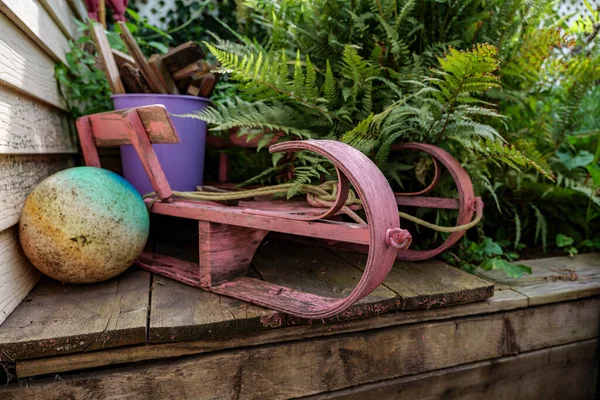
[
  {"x1": 66, "y1": 0, "x2": 87, "y2": 21},
  {"x1": 37, "y1": 0, "x2": 81, "y2": 39},
  {"x1": 253, "y1": 240, "x2": 400, "y2": 321},
  {"x1": 336, "y1": 251, "x2": 494, "y2": 309},
  {"x1": 14, "y1": 288, "x2": 527, "y2": 377},
  {"x1": 0, "y1": 86, "x2": 76, "y2": 154},
  {"x1": 480, "y1": 253, "x2": 600, "y2": 305},
  {"x1": 118, "y1": 21, "x2": 167, "y2": 94},
  {"x1": 506, "y1": 296, "x2": 600, "y2": 353},
  {"x1": 0, "y1": 12, "x2": 66, "y2": 109},
  {"x1": 305, "y1": 340, "x2": 599, "y2": 400},
  {"x1": 0, "y1": 0, "x2": 70, "y2": 64},
  {"x1": 0, "y1": 227, "x2": 40, "y2": 327},
  {"x1": 90, "y1": 22, "x2": 125, "y2": 94},
  {"x1": 0, "y1": 154, "x2": 73, "y2": 231},
  {"x1": 149, "y1": 275, "x2": 281, "y2": 343},
  {"x1": 0, "y1": 269, "x2": 151, "y2": 360},
  {"x1": 2, "y1": 314, "x2": 509, "y2": 398},
  {"x1": 4, "y1": 296, "x2": 599, "y2": 399}
]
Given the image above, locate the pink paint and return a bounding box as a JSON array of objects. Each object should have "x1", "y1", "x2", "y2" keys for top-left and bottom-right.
[{"x1": 76, "y1": 105, "x2": 481, "y2": 318}]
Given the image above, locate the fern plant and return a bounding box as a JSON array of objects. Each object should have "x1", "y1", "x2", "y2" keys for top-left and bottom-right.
[{"x1": 191, "y1": 0, "x2": 599, "y2": 275}]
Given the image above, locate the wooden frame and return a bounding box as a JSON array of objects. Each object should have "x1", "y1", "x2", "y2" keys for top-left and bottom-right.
[{"x1": 76, "y1": 105, "x2": 410, "y2": 318}]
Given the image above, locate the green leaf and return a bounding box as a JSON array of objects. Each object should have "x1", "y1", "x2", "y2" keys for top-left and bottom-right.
[
  {"x1": 556, "y1": 234, "x2": 574, "y2": 248},
  {"x1": 556, "y1": 148, "x2": 594, "y2": 170},
  {"x1": 147, "y1": 41, "x2": 169, "y2": 54},
  {"x1": 586, "y1": 164, "x2": 600, "y2": 186},
  {"x1": 125, "y1": 8, "x2": 142, "y2": 22},
  {"x1": 480, "y1": 258, "x2": 532, "y2": 278},
  {"x1": 478, "y1": 237, "x2": 503, "y2": 257}
]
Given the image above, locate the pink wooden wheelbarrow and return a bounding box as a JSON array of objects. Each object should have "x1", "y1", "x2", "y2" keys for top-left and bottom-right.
[{"x1": 76, "y1": 105, "x2": 412, "y2": 319}]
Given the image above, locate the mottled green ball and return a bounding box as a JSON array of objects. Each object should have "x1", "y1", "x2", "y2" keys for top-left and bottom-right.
[{"x1": 19, "y1": 167, "x2": 149, "y2": 284}]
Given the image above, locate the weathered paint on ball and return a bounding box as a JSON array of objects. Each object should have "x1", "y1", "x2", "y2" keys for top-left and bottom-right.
[{"x1": 19, "y1": 167, "x2": 149, "y2": 284}]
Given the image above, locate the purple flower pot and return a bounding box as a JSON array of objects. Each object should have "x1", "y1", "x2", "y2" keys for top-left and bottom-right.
[{"x1": 112, "y1": 94, "x2": 210, "y2": 195}]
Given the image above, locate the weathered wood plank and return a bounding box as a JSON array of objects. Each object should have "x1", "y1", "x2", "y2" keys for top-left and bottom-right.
[
  {"x1": 0, "y1": 269, "x2": 151, "y2": 360},
  {"x1": 0, "y1": 0, "x2": 70, "y2": 64},
  {"x1": 66, "y1": 0, "x2": 87, "y2": 21},
  {"x1": 0, "y1": 227, "x2": 40, "y2": 328},
  {"x1": 38, "y1": 0, "x2": 81, "y2": 40},
  {"x1": 149, "y1": 274, "x2": 282, "y2": 343},
  {"x1": 2, "y1": 313, "x2": 510, "y2": 398},
  {"x1": 0, "y1": 12, "x2": 66, "y2": 109},
  {"x1": 10, "y1": 298, "x2": 596, "y2": 398},
  {"x1": 253, "y1": 240, "x2": 400, "y2": 321},
  {"x1": 16, "y1": 286, "x2": 528, "y2": 378},
  {"x1": 0, "y1": 154, "x2": 73, "y2": 232},
  {"x1": 305, "y1": 339, "x2": 599, "y2": 400},
  {"x1": 0, "y1": 86, "x2": 76, "y2": 154},
  {"x1": 506, "y1": 296, "x2": 600, "y2": 353},
  {"x1": 480, "y1": 253, "x2": 600, "y2": 305},
  {"x1": 336, "y1": 251, "x2": 494, "y2": 310}
]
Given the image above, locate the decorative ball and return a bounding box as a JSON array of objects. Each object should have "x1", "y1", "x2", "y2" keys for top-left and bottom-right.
[{"x1": 19, "y1": 167, "x2": 150, "y2": 284}]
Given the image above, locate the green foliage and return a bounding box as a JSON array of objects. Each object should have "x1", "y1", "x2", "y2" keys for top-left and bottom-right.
[
  {"x1": 55, "y1": 34, "x2": 112, "y2": 118},
  {"x1": 188, "y1": 0, "x2": 600, "y2": 276}
]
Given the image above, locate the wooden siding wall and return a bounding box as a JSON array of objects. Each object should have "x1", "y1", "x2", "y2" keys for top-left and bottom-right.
[{"x1": 0, "y1": 0, "x2": 86, "y2": 326}]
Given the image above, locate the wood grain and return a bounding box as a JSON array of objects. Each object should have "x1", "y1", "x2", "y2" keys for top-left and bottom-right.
[
  {"x1": 161, "y1": 41, "x2": 206, "y2": 74},
  {"x1": 37, "y1": 0, "x2": 80, "y2": 40},
  {"x1": 8, "y1": 289, "x2": 524, "y2": 377},
  {"x1": 90, "y1": 22, "x2": 125, "y2": 94},
  {"x1": 0, "y1": 269, "x2": 151, "y2": 360},
  {"x1": 0, "y1": 0, "x2": 69, "y2": 64},
  {"x1": 1, "y1": 314, "x2": 509, "y2": 398},
  {"x1": 148, "y1": 54, "x2": 179, "y2": 94},
  {"x1": 0, "y1": 12, "x2": 66, "y2": 109},
  {"x1": 149, "y1": 274, "x2": 281, "y2": 343},
  {"x1": 119, "y1": 63, "x2": 152, "y2": 93},
  {"x1": 66, "y1": 0, "x2": 87, "y2": 20},
  {"x1": 505, "y1": 297, "x2": 600, "y2": 353},
  {"x1": 336, "y1": 251, "x2": 494, "y2": 309},
  {"x1": 4, "y1": 297, "x2": 598, "y2": 398},
  {"x1": 0, "y1": 227, "x2": 40, "y2": 328},
  {"x1": 112, "y1": 49, "x2": 136, "y2": 69},
  {"x1": 0, "y1": 154, "x2": 73, "y2": 231},
  {"x1": 253, "y1": 240, "x2": 400, "y2": 321},
  {"x1": 480, "y1": 253, "x2": 600, "y2": 305},
  {"x1": 306, "y1": 340, "x2": 599, "y2": 400},
  {"x1": 0, "y1": 86, "x2": 76, "y2": 154},
  {"x1": 118, "y1": 21, "x2": 167, "y2": 94}
]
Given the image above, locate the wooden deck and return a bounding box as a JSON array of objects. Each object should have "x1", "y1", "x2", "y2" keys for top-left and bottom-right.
[{"x1": 0, "y1": 240, "x2": 597, "y2": 399}]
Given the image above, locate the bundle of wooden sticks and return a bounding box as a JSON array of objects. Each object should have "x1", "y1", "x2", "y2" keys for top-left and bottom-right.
[{"x1": 90, "y1": 21, "x2": 219, "y2": 97}]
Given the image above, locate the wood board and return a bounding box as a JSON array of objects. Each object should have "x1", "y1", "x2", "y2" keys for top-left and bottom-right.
[
  {"x1": 149, "y1": 275, "x2": 282, "y2": 343},
  {"x1": 305, "y1": 339, "x2": 599, "y2": 400},
  {"x1": 16, "y1": 287, "x2": 528, "y2": 378},
  {"x1": 0, "y1": 269, "x2": 151, "y2": 360},
  {"x1": 0, "y1": 86, "x2": 76, "y2": 154},
  {"x1": 66, "y1": 0, "x2": 87, "y2": 21},
  {"x1": 479, "y1": 253, "x2": 600, "y2": 305},
  {"x1": 336, "y1": 250, "x2": 495, "y2": 310},
  {"x1": 0, "y1": 12, "x2": 66, "y2": 109},
  {"x1": 0, "y1": 154, "x2": 73, "y2": 231},
  {"x1": 1, "y1": 297, "x2": 598, "y2": 399},
  {"x1": 37, "y1": 0, "x2": 80, "y2": 40},
  {"x1": 0, "y1": 227, "x2": 41, "y2": 328},
  {"x1": 0, "y1": 0, "x2": 70, "y2": 64}
]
